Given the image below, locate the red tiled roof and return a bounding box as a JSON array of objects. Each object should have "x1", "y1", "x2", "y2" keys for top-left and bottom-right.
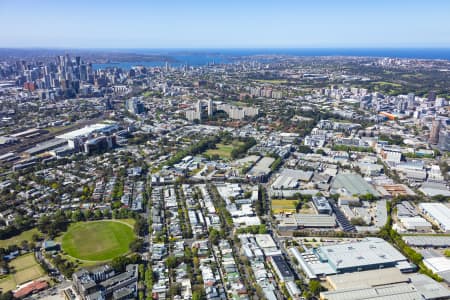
[{"x1": 13, "y1": 280, "x2": 48, "y2": 298}]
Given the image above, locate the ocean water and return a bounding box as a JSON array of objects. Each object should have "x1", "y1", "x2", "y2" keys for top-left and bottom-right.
[{"x1": 93, "y1": 48, "x2": 450, "y2": 70}]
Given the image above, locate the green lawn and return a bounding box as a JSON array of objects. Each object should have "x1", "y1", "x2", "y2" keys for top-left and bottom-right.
[
  {"x1": 0, "y1": 228, "x2": 40, "y2": 248},
  {"x1": 204, "y1": 141, "x2": 244, "y2": 160},
  {"x1": 0, "y1": 253, "x2": 45, "y2": 293},
  {"x1": 254, "y1": 79, "x2": 288, "y2": 84},
  {"x1": 61, "y1": 220, "x2": 135, "y2": 262}
]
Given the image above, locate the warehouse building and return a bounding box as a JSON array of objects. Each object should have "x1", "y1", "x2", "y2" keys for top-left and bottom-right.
[
  {"x1": 419, "y1": 203, "x2": 450, "y2": 233},
  {"x1": 321, "y1": 274, "x2": 450, "y2": 300},
  {"x1": 331, "y1": 173, "x2": 380, "y2": 197},
  {"x1": 246, "y1": 157, "x2": 275, "y2": 182},
  {"x1": 294, "y1": 238, "x2": 415, "y2": 279},
  {"x1": 326, "y1": 268, "x2": 408, "y2": 290},
  {"x1": 403, "y1": 236, "x2": 450, "y2": 248},
  {"x1": 399, "y1": 216, "x2": 432, "y2": 232},
  {"x1": 277, "y1": 214, "x2": 336, "y2": 231},
  {"x1": 271, "y1": 168, "x2": 314, "y2": 190},
  {"x1": 23, "y1": 138, "x2": 68, "y2": 157}
]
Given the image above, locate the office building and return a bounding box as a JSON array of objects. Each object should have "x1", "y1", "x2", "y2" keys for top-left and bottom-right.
[
  {"x1": 429, "y1": 119, "x2": 441, "y2": 144},
  {"x1": 125, "y1": 97, "x2": 145, "y2": 115},
  {"x1": 72, "y1": 264, "x2": 138, "y2": 300},
  {"x1": 312, "y1": 196, "x2": 332, "y2": 215},
  {"x1": 207, "y1": 99, "x2": 214, "y2": 117}
]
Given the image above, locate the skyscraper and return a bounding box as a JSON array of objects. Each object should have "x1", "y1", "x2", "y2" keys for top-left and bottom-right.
[
  {"x1": 196, "y1": 100, "x2": 202, "y2": 120},
  {"x1": 429, "y1": 119, "x2": 441, "y2": 144},
  {"x1": 207, "y1": 99, "x2": 214, "y2": 117},
  {"x1": 407, "y1": 93, "x2": 415, "y2": 108}
]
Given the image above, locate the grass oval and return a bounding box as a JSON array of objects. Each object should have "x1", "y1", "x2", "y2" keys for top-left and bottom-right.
[{"x1": 61, "y1": 221, "x2": 135, "y2": 261}]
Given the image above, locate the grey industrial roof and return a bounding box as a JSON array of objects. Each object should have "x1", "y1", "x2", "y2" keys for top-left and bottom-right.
[
  {"x1": 326, "y1": 268, "x2": 408, "y2": 290},
  {"x1": 248, "y1": 157, "x2": 275, "y2": 176},
  {"x1": 317, "y1": 237, "x2": 406, "y2": 271},
  {"x1": 321, "y1": 283, "x2": 423, "y2": 300},
  {"x1": 294, "y1": 214, "x2": 336, "y2": 227},
  {"x1": 332, "y1": 173, "x2": 380, "y2": 196},
  {"x1": 404, "y1": 235, "x2": 450, "y2": 248},
  {"x1": 419, "y1": 203, "x2": 450, "y2": 230},
  {"x1": 410, "y1": 274, "x2": 450, "y2": 299},
  {"x1": 24, "y1": 138, "x2": 68, "y2": 155}
]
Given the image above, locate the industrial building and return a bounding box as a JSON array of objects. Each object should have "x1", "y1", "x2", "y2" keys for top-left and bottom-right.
[
  {"x1": 331, "y1": 173, "x2": 380, "y2": 197},
  {"x1": 419, "y1": 203, "x2": 450, "y2": 233},
  {"x1": 246, "y1": 157, "x2": 275, "y2": 182},
  {"x1": 23, "y1": 138, "x2": 68, "y2": 157},
  {"x1": 399, "y1": 216, "x2": 432, "y2": 232},
  {"x1": 271, "y1": 168, "x2": 313, "y2": 190},
  {"x1": 292, "y1": 238, "x2": 414, "y2": 279},
  {"x1": 403, "y1": 236, "x2": 450, "y2": 248},
  {"x1": 57, "y1": 123, "x2": 118, "y2": 142},
  {"x1": 277, "y1": 214, "x2": 336, "y2": 231},
  {"x1": 54, "y1": 123, "x2": 119, "y2": 154},
  {"x1": 321, "y1": 273, "x2": 450, "y2": 300},
  {"x1": 325, "y1": 268, "x2": 408, "y2": 290}
]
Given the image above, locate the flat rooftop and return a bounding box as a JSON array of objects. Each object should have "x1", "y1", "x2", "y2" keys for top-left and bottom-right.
[
  {"x1": 419, "y1": 203, "x2": 450, "y2": 229},
  {"x1": 316, "y1": 237, "x2": 406, "y2": 272},
  {"x1": 57, "y1": 123, "x2": 116, "y2": 140},
  {"x1": 327, "y1": 268, "x2": 408, "y2": 290}
]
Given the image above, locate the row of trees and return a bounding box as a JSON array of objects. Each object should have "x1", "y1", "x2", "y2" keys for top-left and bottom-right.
[
  {"x1": 0, "y1": 215, "x2": 34, "y2": 240},
  {"x1": 254, "y1": 185, "x2": 268, "y2": 216},
  {"x1": 164, "y1": 135, "x2": 222, "y2": 167},
  {"x1": 379, "y1": 200, "x2": 442, "y2": 282},
  {"x1": 230, "y1": 137, "x2": 257, "y2": 159},
  {"x1": 236, "y1": 224, "x2": 268, "y2": 235},
  {"x1": 331, "y1": 144, "x2": 374, "y2": 153}
]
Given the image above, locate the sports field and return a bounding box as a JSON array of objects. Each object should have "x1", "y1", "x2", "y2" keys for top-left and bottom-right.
[
  {"x1": 271, "y1": 199, "x2": 297, "y2": 214},
  {"x1": 61, "y1": 220, "x2": 135, "y2": 261},
  {"x1": 0, "y1": 253, "x2": 45, "y2": 293},
  {"x1": 205, "y1": 141, "x2": 244, "y2": 160}
]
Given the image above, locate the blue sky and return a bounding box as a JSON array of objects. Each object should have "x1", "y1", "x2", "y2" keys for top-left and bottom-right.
[{"x1": 0, "y1": 0, "x2": 449, "y2": 48}]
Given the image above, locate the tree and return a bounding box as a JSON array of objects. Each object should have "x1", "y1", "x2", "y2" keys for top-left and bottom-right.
[
  {"x1": 309, "y1": 280, "x2": 322, "y2": 296},
  {"x1": 0, "y1": 291, "x2": 14, "y2": 300},
  {"x1": 111, "y1": 256, "x2": 130, "y2": 273},
  {"x1": 37, "y1": 215, "x2": 52, "y2": 233},
  {"x1": 165, "y1": 255, "x2": 178, "y2": 269},
  {"x1": 129, "y1": 239, "x2": 143, "y2": 252},
  {"x1": 192, "y1": 290, "x2": 203, "y2": 300},
  {"x1": 316, "y1": 149, "x2": 327, "y2": 156},
  {"x1": 297, "y1": 145, "x2": 313, "y2": 154},
  {"x1": 258, "y1": 224, "x2": 268, "y2": 234},
  {"x1": 134, "y1": 217, "x2": 148, "y2": 237},
  {"x1": 209, "y1": 228, "x2": 220, "y2": 245},
  {"x1": 32, "y1": 233, "x2": 40, "y2": 242}
]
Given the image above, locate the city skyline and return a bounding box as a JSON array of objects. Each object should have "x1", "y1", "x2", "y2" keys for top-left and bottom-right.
[{"x1": 1, "y1": 0, "x2": 450, "y2": 48}]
